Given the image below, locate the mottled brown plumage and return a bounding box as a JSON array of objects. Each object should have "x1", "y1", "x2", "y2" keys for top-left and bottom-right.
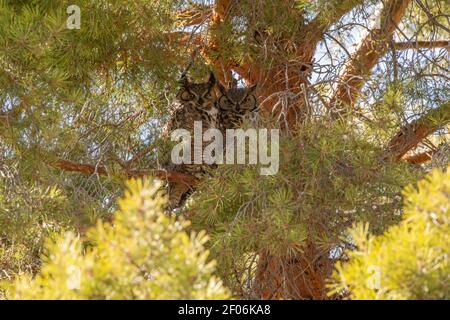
[
  {"x1": 162, "y1": 75, "x2": 259, "y2": 210},
  {"x1": 163, "y1": 73, "x2": 219, "y2": 209},
  {"x1": 217, "y1": 82, "x2": 259, "y2": 131}
]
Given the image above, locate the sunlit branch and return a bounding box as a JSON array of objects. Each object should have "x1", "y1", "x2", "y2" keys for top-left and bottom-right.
[
  {"x1": 383, "y1": 102, "x2": 450, "y2": 161},
  {"x1": 393, "y1": 40, "x2": 450, "y2": 50},
  {"x1": 51, "y1": 159, "x2": 198, "y2": 187},
  {"x1": 403, "y1": 151, "x2": 433, "y2": 164}
]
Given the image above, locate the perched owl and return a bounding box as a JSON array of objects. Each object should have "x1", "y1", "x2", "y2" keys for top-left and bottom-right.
[
  {"x1": 162, "y1": 72, "x2": 219, "y2": 209},
  {"x1": 217, "y1": 82, "x2": 259, "y2": 131}
]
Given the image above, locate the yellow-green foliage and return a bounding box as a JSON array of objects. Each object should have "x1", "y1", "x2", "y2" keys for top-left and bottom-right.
[
  {"x1": 189, "y1": 120, "x2": 418, "y2": 296},
  {"x1": 0, "y1": 178, "x2": 73, "y2": 281},
  {"x1": 3, "y1": 179, "x2": 229, "y2": 300},
  {"x1": 331, "y1": 166, "x2": 450, "y2": 300}
]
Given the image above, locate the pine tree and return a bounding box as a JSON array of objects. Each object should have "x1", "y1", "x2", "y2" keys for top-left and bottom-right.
[
  {"x1": 330, "y1": 166, "x2": 449, "y2": 299},
  {"x1": 0, "y1": 0, "x2": 449, "y2": 299}
]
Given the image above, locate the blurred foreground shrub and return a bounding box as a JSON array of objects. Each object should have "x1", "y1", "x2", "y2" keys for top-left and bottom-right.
[{"x1": 3, "y1": 179, "x2": 229, "y2": 300}]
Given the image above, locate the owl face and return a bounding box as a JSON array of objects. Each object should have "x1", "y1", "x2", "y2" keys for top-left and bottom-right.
[
  {"x1": 176, "y1": 73, "x2": 217, "y2": 110},
  {"x1": 217, "y1": 83, "x2": 258, "y2": 113}
]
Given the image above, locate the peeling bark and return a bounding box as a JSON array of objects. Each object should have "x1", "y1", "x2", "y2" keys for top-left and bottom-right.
[{"x1": 47, "y1": 0, "x2": 444, "y2": 300}]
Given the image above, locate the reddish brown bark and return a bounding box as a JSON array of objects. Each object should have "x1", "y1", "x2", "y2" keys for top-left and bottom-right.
[
  {"x1": 129, "y1": 0, "x2": 445, "y2": 300},
  {"x1": 254, "y1": 0, "x2": 414, "y2": 300},
  {"x1": 200, "y1": 0, "x2": 233, "y2": 84},
  {"x1": 255, "y1": 244, "x2": 334, "y2": 300},
  {"x1": 384, "y1": 102, "x2": 450, "y2": 161},
  {"x1": 51, "y1": 159, "x2": 198, "y2": 187},
  {"x1": 403, "y1": 152, "x2": 433, "y2": 165},
  {"x1": 393, "y1": 40, "x2": 449, "y2": 50}
]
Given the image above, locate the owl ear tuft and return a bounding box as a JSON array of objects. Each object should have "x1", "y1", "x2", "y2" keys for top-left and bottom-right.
[
  {"x1": 207, "y1": 72, "x2": 216, "y2": 87},
  {"x1": 179, "y1": 74, "x2": 189, "y2": 87},
  {"x1": 248, "y1": 83, "x2": 258, "y2": 93}
]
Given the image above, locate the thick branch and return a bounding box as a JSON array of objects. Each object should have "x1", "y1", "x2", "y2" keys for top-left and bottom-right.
[
  {"x1": 51, "y1": 159, "x2": 197, "y2": 187},
  {"x1": 403, "y1": 151, "x2": 433, "y2": 165},
  {"x1": 393, "y1": 40, "x2": 450, "y2": 50},
  {"x1": 383, "y1": 102, "x2": 450, "y2": 161},
  {"x1": 329, "y1": 0, "x2": 412, "y2": 113}
]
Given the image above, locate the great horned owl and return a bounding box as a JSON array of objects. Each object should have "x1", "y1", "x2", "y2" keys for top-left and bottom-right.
[
  {"x1": 162, "y1": 72, "x2": 219, "y2": 209},
  {"x1": 217, "y1": 82, "x2": 259, "y2": 131}
]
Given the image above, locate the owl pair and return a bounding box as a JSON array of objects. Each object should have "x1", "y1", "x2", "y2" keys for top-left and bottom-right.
[
  {"x1": 173, "y1": 72, "x2": 259, "y2": 133},
  {"x1": 163, "y1": 72, "x2": 259, "y2": 209}
]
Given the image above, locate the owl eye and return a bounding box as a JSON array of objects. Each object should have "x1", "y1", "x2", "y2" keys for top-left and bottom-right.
[
  {"x1": 180, "y1": 91, "x2": 194, "y2": 101},
  {"x1": 242, "y1": 96, "x2": 255, "y2": 109},
  {"x1": 219, "y1": 96, "x2": 232, "y2": 109}
]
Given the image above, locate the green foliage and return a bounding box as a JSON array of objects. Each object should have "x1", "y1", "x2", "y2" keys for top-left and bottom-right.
[
  {"x1": 0, "y1": 0, "x2": 447, "y2": 300},
  {"x1": 0, "y1": 0, "x2": 183, "y2": 97},
  {"x1": 0, "y1": 1, "x2": 188, "y2": 282},
  {"x1": 3, "y1": 179, "x2": 229, "y2": 300},
  {"x1": 0, "y1": 164, "x2": 87, "y2": 283},
  {"x1": 211, "y1": 0, "x2": 365, "y2": 68},
  {"x1": 189, "y1": 119, "x2": 419, "y2": 296},
  {"x1": 0, "y1": 0, "x2": 185, "y2": 174},
  {"x1": 331, "y1": 167, "x2": 450, "y2": 299},
  {"x1": 210, "y1": 0, "x2": 311, "y2": 68}
]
